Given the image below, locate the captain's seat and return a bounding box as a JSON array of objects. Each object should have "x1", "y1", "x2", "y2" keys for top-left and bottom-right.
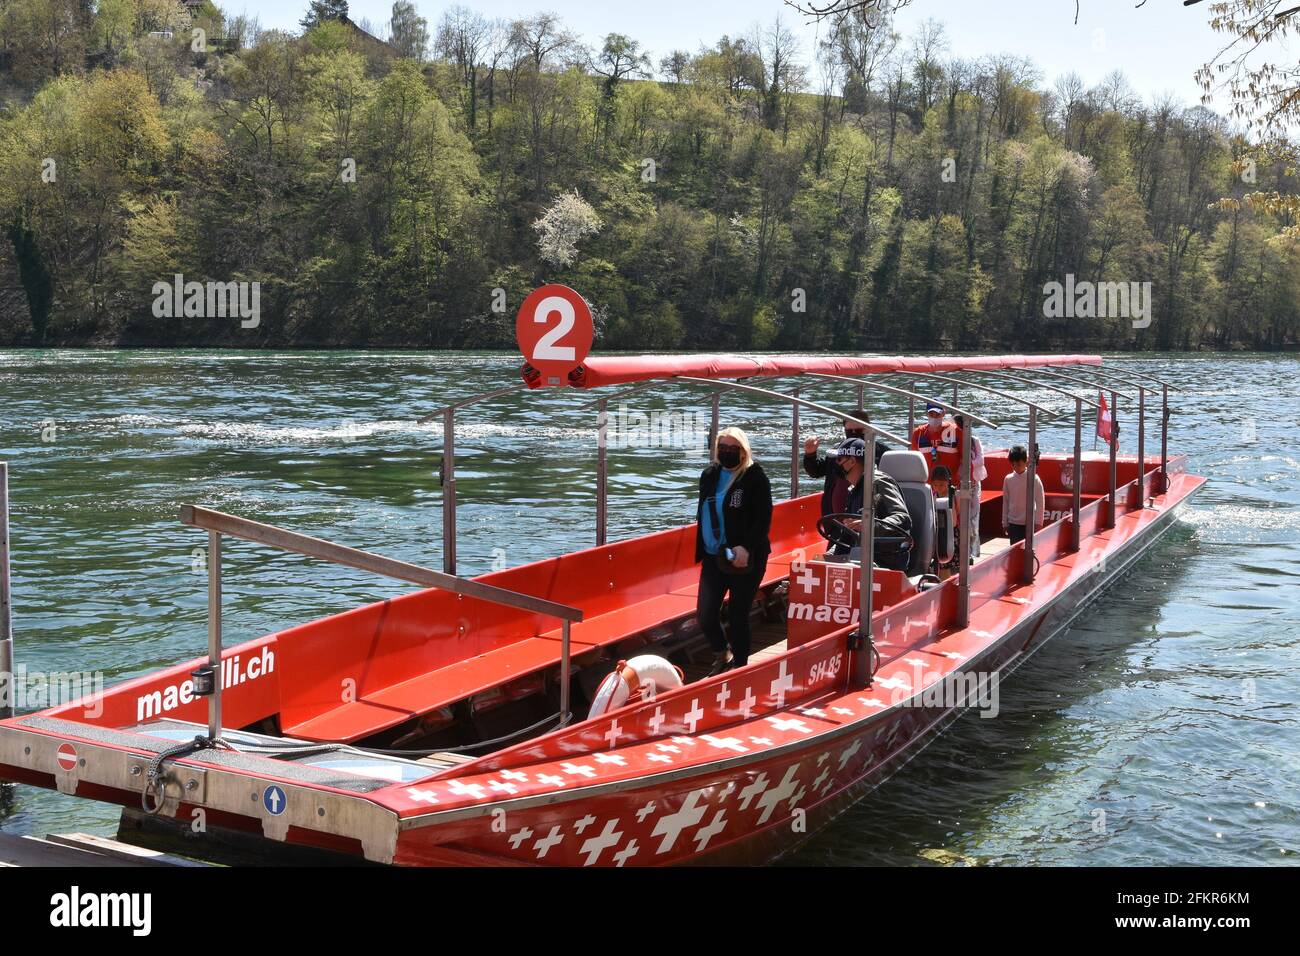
[{"x1": 878, "y1": 450, "x2": 935, "y2": 576}]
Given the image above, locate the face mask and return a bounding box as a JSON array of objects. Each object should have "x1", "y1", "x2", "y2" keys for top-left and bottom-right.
[{"x1": 718, "y1": 448, "x2": 742, "y2": 469}]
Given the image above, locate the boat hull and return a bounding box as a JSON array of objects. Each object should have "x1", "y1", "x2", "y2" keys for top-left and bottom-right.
[{"x1": 389, "y1": 475, "x2": 1202, "y2": 866}]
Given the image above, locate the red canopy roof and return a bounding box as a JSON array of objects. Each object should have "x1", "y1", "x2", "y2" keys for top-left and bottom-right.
[{"x1": 522, "y1": 354, "x2": 1102, "y2": 390}]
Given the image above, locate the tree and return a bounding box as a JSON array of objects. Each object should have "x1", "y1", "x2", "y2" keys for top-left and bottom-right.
[
  {"x1": 389, "y1": 1, "x2": 428, "y2": 61},
  {"x1": 301, "y1": 0, "x2": 347, "y2": 31},
  {"x1": 533, "y1": 191, "x2": 602, "y2": 267}
]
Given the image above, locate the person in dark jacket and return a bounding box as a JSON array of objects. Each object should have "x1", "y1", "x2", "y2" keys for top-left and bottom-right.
[
  {"x1": 823, "y1": 438, "x2": 913, "y2": 571},
  {"x1": 695, "y1": 426, "x2": 773, "y2": 676},
  {"x1": 803, "y1": 411, "x2": 888, "y2": 517}
]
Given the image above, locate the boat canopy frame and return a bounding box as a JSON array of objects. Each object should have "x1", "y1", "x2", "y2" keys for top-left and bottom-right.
[{"x1": 409, "y1": 353, "x2": 1156, "y2": 701}]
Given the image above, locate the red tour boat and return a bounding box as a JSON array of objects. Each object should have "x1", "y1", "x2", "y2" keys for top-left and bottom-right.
[{"x1": 0, "y1": 351, "x2": 1203, "y2": 866}]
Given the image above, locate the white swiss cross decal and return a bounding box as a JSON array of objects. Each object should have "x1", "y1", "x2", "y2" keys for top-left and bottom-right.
[
  {"x1": 573, "y1": 814, "x2": 597, "y2": 833},
  {"x1": 682, "y1": 699, "x2": 705, "y2": 733},
  {"x1": 648, "y1": 706, "x2": 666, "y2": 736},
  {"x1": 488, "y1": 779, "x2": 518, "y2": 795},
  {"x1": 579, "y1": 819, "x2": 624, "y2": 866},
  {"x1": 612, "y1": 839, "x2": 640, "y2": 867},
  {"x1": 765, "y1": 715, "x2": 812, "y2": 734},
  {"x1": 533, "y1": 826, "x2": 564, "y2": 858},
  {"x1": 406, "y1": 787, "x2": 439, "y2": 805},
  {"x1": 561, "y1": 762, "x2": 596, "y2": 778},
  {"x1": 715, "y1": 683, "x2": 732, "y2": 709},
  {"x1": 738, "y1": 687, "x2": 757, "y2": 718},
  {"x1": 500, "y1": 769, "x2": 529, "y2": 782},
  {"x1": 652, "y1": 789, "x2": 708, "y2": 854},
  {"x1": 769, "y1": 661, "x2": 794, "y2": 707},
  {"x1": 604, "y1": 720, "x2": 624, "y2": 748},
  {"x1": 636, "y1": 800, "x2": 656, "y2": 822},
  {"x1": 693, "y1": 810, "x2": 728, "y2": 852},
  {"x1": 537, "y1": 773, "x2": 565, "y2": 787},
  {"x1": 701, "y1": 734, "x2": 747, "y2": 753},
  {"x1": 755, "y1": 765, "x2": 801, "y2": 824},
  {"x1": 447, "y1": 780, "x2": 487, "y2": 800},
  {"x1": 837, "y1": 738, "x2": 862, "y2": 771},
  {"x1": 795, "y1": 565, "x2": 820, "y2": 593},
  {"x1": 507, "y1": 826, "x2": 533, "y2": 849},
  {"x1": 594, "y1": 752, "x2": 626, "y2": 766},
  {"x1": 737, "y1": 772, "x2": 769, "y2": 810}
]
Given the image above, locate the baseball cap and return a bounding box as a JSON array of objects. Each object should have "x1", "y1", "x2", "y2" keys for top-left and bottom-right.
[
  {"x1": 828, "y1": 437, "x2": 866, "y2": 459},
  {"x1": 925, "y1": 401, "x2": 945, "y2": 417}
]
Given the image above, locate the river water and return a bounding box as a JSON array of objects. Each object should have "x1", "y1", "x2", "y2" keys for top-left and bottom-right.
[{"x1": 0, "y1": 350, "x2": 1295, "y2": 866}]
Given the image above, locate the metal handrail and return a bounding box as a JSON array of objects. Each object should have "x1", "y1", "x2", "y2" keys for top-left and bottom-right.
[
  {"x1": 966, "y1": 368, "x2": 1101, "y2": 408},
  {"x1": 181, "y1": 505, "x2": 582, "y2": 740},
  {"x1": 1076, "y1": 362, "x2": 1179, "y2": 391},
  {"x1": 889, "y1": 371, "x2": 1063, "y2": 420},
  {"x1": 1025, "y1": 366, "x2": 1138, "y2": 402},
  {"x1": 1061, "y1": 363, "x2": 1163, "y2": 395},
  {"x1": 802, "y1": 373, "x2": 999, "y2": 429}
]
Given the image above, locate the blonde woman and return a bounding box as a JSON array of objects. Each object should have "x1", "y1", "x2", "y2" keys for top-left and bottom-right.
[{"x1": 695, "y1": 426, "x2": 773, "y2": 675}]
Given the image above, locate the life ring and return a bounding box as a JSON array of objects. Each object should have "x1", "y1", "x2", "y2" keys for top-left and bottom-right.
[{"x1": 588, "y1": 655, "x2": 684, "y2": 719}]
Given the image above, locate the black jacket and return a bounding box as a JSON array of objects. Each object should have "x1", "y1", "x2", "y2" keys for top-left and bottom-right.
[
  {"x1": 803, "y1": 440, "x2": 888, "y2": 516},
  {"x1": 695, "y1": 462, "x2": 773, "y2": 564},
  {"x1": 828, "y1": 472, "x2": 912, "y2": 554}
]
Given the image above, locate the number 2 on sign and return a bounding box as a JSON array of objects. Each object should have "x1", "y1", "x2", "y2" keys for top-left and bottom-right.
[{"x1": 532, "y1": 295, "x2": 576, "y2": 362}]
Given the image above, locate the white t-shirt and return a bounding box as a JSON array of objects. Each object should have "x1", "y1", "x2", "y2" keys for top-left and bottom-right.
[{"x1": 970, "y1": 436, "x2": 987, "y2": 483}]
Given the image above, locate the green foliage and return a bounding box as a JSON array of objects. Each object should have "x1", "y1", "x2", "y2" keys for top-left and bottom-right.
[{"x1": 0, "y1": 7, "x2": 1296, "y2": 349}]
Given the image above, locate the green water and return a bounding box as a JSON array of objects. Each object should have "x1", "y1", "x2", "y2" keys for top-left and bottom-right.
[{"x1": 0, "y1": 350, "x2": 1296, "y2": 865}]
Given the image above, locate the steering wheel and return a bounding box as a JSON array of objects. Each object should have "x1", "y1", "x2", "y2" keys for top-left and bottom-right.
[
  {"x1": 816, "y1": 512, "x2": 915, "y2": 553},
  {"x1": 817, "y1": 511, "x2": 864, "y2": 546}
]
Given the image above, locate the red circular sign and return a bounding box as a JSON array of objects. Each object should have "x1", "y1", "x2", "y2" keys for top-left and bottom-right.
[
  {"x1": 56, "y1": 743, "x2": 77, "y2": 771},
  {"x1": 516, "y1": 284, "x2": 593, "y2": 386}
]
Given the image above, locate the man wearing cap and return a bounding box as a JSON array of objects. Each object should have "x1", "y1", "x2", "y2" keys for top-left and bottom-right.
[
  {"x1": 911, "y1": 401, "x2": 966, "y2": 483},
  {"x1": 804, "y1": 411, "x2": 888, "y2": 519},
  {"x1": 824, "y1": 437, "x2": 912, "y2": 571}
]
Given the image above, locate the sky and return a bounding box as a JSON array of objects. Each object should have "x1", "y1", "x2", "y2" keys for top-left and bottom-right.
[{"x1": 242, "y1": 0, "x2": 1232, "y2": 111}]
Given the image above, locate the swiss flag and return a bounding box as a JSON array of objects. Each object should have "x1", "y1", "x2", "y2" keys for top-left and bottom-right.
[{"x1": 1096, "y1": 391, "x2": 1119, "y2": 447}]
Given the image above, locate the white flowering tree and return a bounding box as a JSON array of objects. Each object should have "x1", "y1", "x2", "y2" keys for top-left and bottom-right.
[{"x1": 532, "y1": 190, "x2": 603, "y2": 267}]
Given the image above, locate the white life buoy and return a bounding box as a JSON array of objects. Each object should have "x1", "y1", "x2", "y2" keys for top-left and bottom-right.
[{"x1": 587, "y1": 655, "x2": 684, "y2": 719}]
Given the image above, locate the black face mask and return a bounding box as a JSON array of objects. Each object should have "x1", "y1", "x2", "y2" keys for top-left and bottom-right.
[
  {"x1": 718, "y1": 448, "x2": 742, "y2": 469},
  {"x1": 845, "y1": 429, "x2": 866, "y2": 440}
]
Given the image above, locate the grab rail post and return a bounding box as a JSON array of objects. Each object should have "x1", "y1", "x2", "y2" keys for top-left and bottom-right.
[
  {"x1": 709, "y1": 390, "x2": 720, "y2": 454},
  {"x1": 0, "y1": 463, "x2": 12, "y2": 721},
  {"x1": 957, "y1": 421, "x2": 972, "y2": 628},
  {"x1": 1137, "y1": 387, "x2": 1146, "y2": 508},
  {"x1": 1160, "y1": 384, "x2": 1169, "y2": 494},
  {"x1": 207, "y1": 530, "x2": 222, "y2": 740},
  {"x1": 1072, "y1": 397, "x2": 1082, "y2": 552},
  {"x1": 1108, "y1": 390, "x2": 1119, "y2": 529},
  {"x1": 596, "y1": 398, "x2": 609, "y2": 546},
  {"x1": 858, "y1": 444, "x2": 876, "y2": 684},
  {"x1": 442, "y1": 407, "x2": 457, "y2": 575},
  {"x1": 791, "y1": 386, "x2": 800, "y2": 499},
  {"x1": 1024, "y1": 407, "x2": 1038, "y2": 585},
  {"x1": 560, "y1": 620, "x2": 572, "y2": 725}
]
